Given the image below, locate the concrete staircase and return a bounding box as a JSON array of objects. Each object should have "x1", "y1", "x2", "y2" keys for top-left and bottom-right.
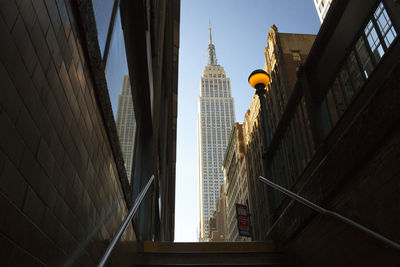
[{"x1": 113, "y1": 241, "x2": 292, "y2": 266}]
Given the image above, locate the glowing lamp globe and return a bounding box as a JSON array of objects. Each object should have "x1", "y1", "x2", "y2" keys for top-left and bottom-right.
[{"x1": 248, "y1": 69, "x2": 270, "y2": 90}]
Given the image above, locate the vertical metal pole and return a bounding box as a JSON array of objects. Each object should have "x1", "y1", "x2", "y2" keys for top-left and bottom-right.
[
  {"x1": 255, "y1": 88, "x2": 271, "y2": 148},
  {"x1": 255, "y1": 87, "x2": 276, "y2": 230}
]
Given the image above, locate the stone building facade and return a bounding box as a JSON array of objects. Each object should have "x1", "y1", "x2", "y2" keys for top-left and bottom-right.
[
  {"x1": 243, "y1": 26, "x2": 316, "y2": 240},
  {"x1": 209, "y1": 185, "x2": 227, "y2": 242},
  {"x1": 243, "y1": 96, "x2": 268, "y2": 240},
  {"x1": 222, "y1": 123, "x2": 248, "y2": 242},
  {"x1": 263, "y1": 25, "x2": 316, "y2": 140}
]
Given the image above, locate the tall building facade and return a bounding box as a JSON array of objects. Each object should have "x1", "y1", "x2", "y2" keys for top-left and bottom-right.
[
  {"x1": 245, "y1": 26, "x2": 316, "y2": 240},
  {"x1": 209, "y1": 185, "x2": 227, "y2": 242},
  {"x1": 116, "y1": 75, "x2": 136, "y2": 182},
  {"x1": 263, "y1": 25, "x2": 316, "y2": 136},
  {"x1": 243, "y1": 96, "x2": 267, "y2": 240},
  {"x1": 223, "y1": 123, "x2": 249, "y2": 241},
  {"x1": 198, "y1": 26, "x2": 235, "y2": 241},
  {"x1": 313, "y1": 0, "x2": 332, "y2": 22}
]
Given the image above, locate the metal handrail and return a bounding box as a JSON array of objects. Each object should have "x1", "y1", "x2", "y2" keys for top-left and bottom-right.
[
  {"x1": 258, "y1": 176, "x2": 400, "y2": 251},
  {"x1": 98, "y1": 175, "x2": 155, "y2": 267}
]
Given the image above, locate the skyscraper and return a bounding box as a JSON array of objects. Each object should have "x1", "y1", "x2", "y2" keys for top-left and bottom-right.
[
  {"x1": 198, "y1": 25, "x2": 235, "y2": 241},
  {"x1": 116, "y1": 75, "x2": 136, "y2": 182},
  {"x1": 313, "y1": 0, "x2": 332, "y2": 22}
]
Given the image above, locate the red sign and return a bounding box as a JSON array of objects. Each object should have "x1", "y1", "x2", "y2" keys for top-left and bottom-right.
[{"x1": 236, "y1": 204, "x2": 251, "y2": 237}]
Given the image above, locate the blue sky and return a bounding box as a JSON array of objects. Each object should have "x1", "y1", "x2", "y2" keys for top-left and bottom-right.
[{"x1": 174, "y1": 0, "x2": 321, "y2": 242}]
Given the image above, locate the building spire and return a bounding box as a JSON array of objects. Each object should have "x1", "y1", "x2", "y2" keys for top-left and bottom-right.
[
  {"x1": 209, "y1": 20, "x2": 212, "y2": 44},
  {"x1": 207, "y1": 21, "x2": 217, "y2": 65}
]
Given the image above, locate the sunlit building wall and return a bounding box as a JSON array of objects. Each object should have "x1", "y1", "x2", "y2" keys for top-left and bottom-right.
[
  {"x1": 223, "y1": 123, "x2": 248, "y2": 241},
  {"x1": 209, "y1": 185, "x2": 227, "y2": 242},
  {"x1": 244, "y1": 25, "x2": 316, "y2": 240}
]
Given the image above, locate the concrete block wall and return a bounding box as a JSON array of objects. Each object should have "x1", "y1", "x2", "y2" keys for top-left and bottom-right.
[{"x1": 0, "y1": 0, "x2": 134, "y2": 265}]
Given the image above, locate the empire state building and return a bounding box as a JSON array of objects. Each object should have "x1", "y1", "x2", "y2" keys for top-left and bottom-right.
[{"x1": 198, "y1": 25, "x2": 235, "y2": 241}]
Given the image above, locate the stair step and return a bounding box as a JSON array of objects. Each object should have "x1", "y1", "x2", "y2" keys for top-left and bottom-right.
[
  {"x1": 113, "y1": 241, "x2": 292, "y2": 266},
  {"x1": 134, "y1": 265, "x2": 290, "y2": 267},
  {"x1": 139, "y1": 241, "x2": 277, "y2": 253},
  {"x1": 134, "y1": 251, "x2": 290, "y2": 266}
]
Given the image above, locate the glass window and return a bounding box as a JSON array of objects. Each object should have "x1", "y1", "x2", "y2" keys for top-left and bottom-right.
[
  {"x1": 106, "y1": 9, "x2": 130, "y2": 115},
  {"x1": 365, "y1": 21, "x2": 384, "y2": 62},
  {"x1": 292, "y1": 51, "x2": 301, "y2": 61},
  {"x1": 373, "y1": 3, "x2": 397, "y2": 48},
  {"x1": 317, "y1": 99, "x2": 332, "y2": 139},
  {"x1": 355, "y1": 37, "x2": 374, "y2": 78},
  {"x1": 331, "y1": 78, "x2": 347, "y2": 117},
  {"x1": 346, "y1": 51, "x2": 364, "y2": 91},
  {"x1": 105, "y1": 8, "x2": 136, "y2": 183},
  {"x1": 338, "y1": 67, "x2": 353, "y2": 104}
]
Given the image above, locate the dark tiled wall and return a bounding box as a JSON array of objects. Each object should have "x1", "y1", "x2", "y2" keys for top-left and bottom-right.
[{"x1": 0, "y1": 0, "x2": 134, "y2": 265}]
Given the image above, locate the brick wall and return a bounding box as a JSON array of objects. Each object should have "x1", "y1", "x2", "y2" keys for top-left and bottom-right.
[{"x1": 0, "y1": 0, "x2": 134, "y2": 265}]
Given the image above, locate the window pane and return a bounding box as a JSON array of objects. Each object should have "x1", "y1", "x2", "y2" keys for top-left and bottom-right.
[
  {"x1": 355, "y1": 37, "x2": 374, "y2": 78},
  {"x1": 331, "y1": 78, "x2": 346, "y2": 116},
  {"x1": 384, "y1": 28, "x2": 397, "y2": 47},
  {"x1": 338, "y1": 67, "x2": 354, "y2": 103},
  {"x1": 105, "y1": 8, "x2": 136, "y2": 182},
  {"x1": 366, "y1": 25, "x2": 379, "y2": 49},
  {"x1": 376, "y1": 11, "x2": 389, "y2": 33},
  {"x1": 326, "y1": 89, "x2": 339, "y2": 125},
  {"x1": 106, "y1": 9, "x2": 129, "y2": 113},
  {"x1": 373, "y1": 4, "x2": 397, "y2": 48},
  {"x1": 346, "y1": 51, "x2": 364, "y2": 91},
  {"x1": 373, "y1": 3, "x2": 384, "y2": 20},
  {"x1": 365, "y1": 22, "x2": 384, "y2": 63}
]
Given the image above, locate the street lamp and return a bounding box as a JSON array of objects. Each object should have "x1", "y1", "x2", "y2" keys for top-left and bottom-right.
[
  {"x1": 249, "y1": 69, "x2": 277, "y2": 225},
  {"x1": 248, "y1": 69, "x2": 271, "y2": 150}
]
